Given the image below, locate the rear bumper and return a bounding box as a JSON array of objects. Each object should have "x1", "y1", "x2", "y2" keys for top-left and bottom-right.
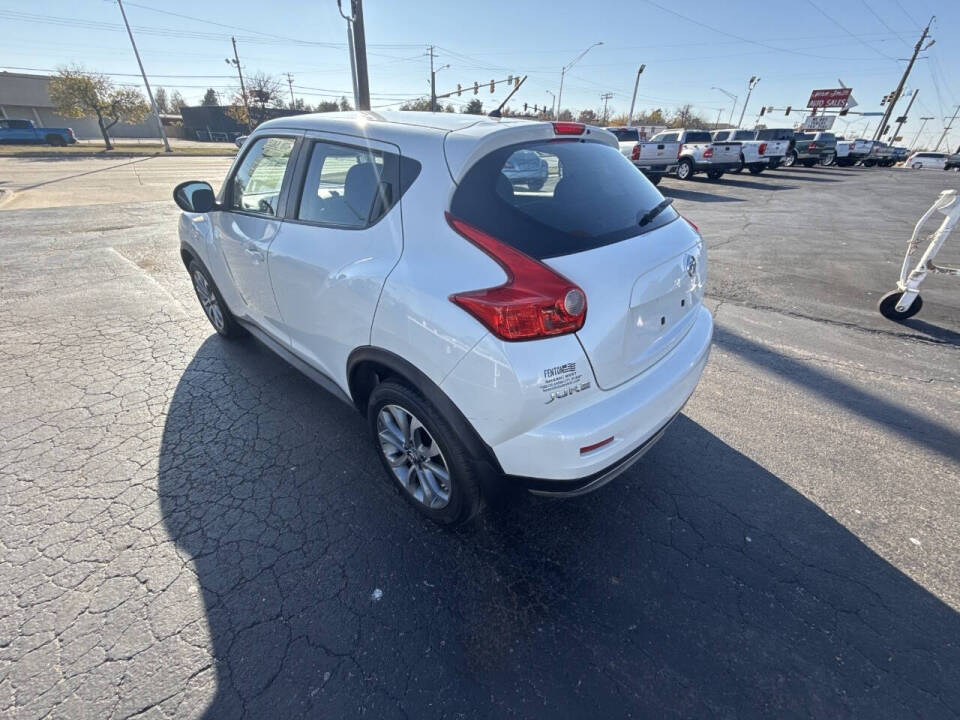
[
  {"x1": 634, "y1": 163, "x2": 678, "y2": 175},
  {"x1": 695, "y1": 161, "x2": 739, "y2": 172},
  {"x1": 496, "y1": 305, "x2": 713, "y2": 491}
]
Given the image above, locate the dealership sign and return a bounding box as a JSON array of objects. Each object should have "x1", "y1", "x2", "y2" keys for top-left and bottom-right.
[
  {"x1": 807, "y1": 88, "x2": 853, "y2": 108},
  {"x1": 802, "y1": 115, "x2": 836, "y2": 131}
]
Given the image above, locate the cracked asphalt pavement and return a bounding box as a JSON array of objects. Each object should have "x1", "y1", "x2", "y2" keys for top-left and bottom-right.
[{"x1": 1, "y1": 156, "x2": 958, "y2": 718}]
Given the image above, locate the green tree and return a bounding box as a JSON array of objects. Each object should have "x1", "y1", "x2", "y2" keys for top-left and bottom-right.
[
  {"x1": 444, "y1": 103, "x2": 455, "y2": 113},
  {"x1": 577, "y1": 108, "x2": 598, "y2": 124},
  {"x1": 153, "y1": 87, "x2": 169, "y2": 114},
  {"x1": 399, "y1": 97, "x2": 433, "y2": 111},
  {"x1": 557, "y1": 108, "x2": 574, "y2": 121},
  {"x1": 339, "y1": 96, "x2": 352, "y2": 111},
  {"x1": 201, "y1": 88, "x2": 220, "y2": 106},
  {"x1": 315, "y1": 100, "x2": 341, "y2": 112},
  {"x1": 48, "y1": 66, "x2": 150, "y2": 150},
  {"x1": 462, "y1": 98, "x2": 483, "y2": 115}
]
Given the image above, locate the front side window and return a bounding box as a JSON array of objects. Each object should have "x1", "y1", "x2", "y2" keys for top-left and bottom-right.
[
  {"x1": 230, "y1": 136, "x2": 296, "y2": 216},
  {"x1": 451, "y1": 139, "x2": 677, "y2": 260}
]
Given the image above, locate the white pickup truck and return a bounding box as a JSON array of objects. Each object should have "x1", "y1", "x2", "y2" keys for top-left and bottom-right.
[
  {"x1": 711, "y1": 129, "x2": 770, "y2": 174},
  {"x1": 611, "y1": 126, "x2": 678, "y2": 185},
  {"x1": 668, "y1": 129, "x2": 741, "y2": 181},
  {"x1": 833, "y1": 137, "x2": 855, "y2": 166}
]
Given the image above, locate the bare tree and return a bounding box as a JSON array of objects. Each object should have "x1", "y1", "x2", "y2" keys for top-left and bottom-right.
[
  {"x1": 154, "y1": 87, "x2": 169, "y2": 114},
  {"x1": 170, "y1": 91, "x2": 187, "y2": 113},
  {"x1": 48, "y1": 66, "x2": 149, "y2": 149}
]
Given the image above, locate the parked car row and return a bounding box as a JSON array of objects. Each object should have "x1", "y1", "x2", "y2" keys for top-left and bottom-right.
[{"x1": 614, "y1": 125, "x2": 935, "y2": 182}]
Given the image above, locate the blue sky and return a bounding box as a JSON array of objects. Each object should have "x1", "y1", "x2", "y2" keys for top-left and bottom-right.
[{"x1": 3, "y1": 0, "x2": 958, "y2": 148}]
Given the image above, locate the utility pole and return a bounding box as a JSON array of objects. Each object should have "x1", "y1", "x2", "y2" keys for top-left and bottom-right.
[
  {"x1": 934, "y1": 105, "x2": 960, "y2": 152},
  {"x1": 711, "y1": 87, "x2": 738, "y2": 126},
  {"x1": 557, "y1": 41, "x2": 603, "y2": 123},
  {"x1": 115, "y1": 0, "x2": 170, "y2": 152},
  {"x1": 872, "y1": 16, "x2": 934, "y2": 142},
  {"x1": 600, "y1": 92, "x2": 613, "y2": 125},
  {"x1": 627, "y1": 64, "x2": 646, "y2": 126},
  {"x1": 338, "y1": 0, "x2": 370, "y2": 110},
  {"x1": 737, "y1": 75, "x2": 759, "y2": 127},
  {"x1": 714, "y1": 108, "x2": 723, "y2": 129},
  {"x1": 889, "y1": 88, "x2": 918, "y2": 143},
  {"x1": 226, "y1": 37, "x2": 250, "y2": 131},
  {"x1": 285, "y1": 72, "x2": 295, "y2": 107},
  {"x1": 428, "y1": 46, "x2": 436, "y2": 112},
  {"x1": 546, "y1": 90, "x2": 556, "y2": 120},
  {"x1": 912, "y1": 116, "x2": 935, "y2": 149}
]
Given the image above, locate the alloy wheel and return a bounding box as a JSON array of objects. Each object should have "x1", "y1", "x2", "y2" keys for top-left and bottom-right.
[
  {"x1": 376, "y1": 404, "x2": 451, "y2": 509},
  {"x1": 192, "y1": 270, "x2": 226, "y2": 332}
]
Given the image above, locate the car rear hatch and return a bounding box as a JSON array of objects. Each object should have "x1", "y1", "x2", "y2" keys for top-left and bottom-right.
[{"x1": 447, "y1": 128, "x2": 705, "y2": 391}]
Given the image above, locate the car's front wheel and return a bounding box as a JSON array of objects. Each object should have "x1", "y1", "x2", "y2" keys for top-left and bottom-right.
[
  {"x1": 368, "y1": 381, "x2": 482, "y2": 526},
  {"x1": 783, "y1": 151, "x2": 797, "y2": 167},
  {"x1": 188, "y1": 260, "x2": 245, "y2": 338}
]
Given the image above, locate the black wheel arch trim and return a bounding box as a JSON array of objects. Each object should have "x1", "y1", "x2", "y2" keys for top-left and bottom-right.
[{"x1": 347, "y1": 346, "x2": 504, "y2": 478}]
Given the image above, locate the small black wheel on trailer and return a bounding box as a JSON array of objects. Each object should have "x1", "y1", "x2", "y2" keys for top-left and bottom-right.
[{"x1": 878, "y1": 290, "x2": 923, "y2": 321}]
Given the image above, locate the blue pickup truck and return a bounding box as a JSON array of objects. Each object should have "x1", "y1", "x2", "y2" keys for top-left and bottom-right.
[{"x1": 0, "y1": 118, "x2": 77, "y2": 146}]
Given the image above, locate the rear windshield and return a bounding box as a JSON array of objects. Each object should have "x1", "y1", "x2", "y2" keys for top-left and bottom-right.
[
  {"x1": 733, "y1": 130, "x2": 756, "y2": 140},
  {"x1": 684, "y1": 131, "x2": 712, "y2": 143},
  {"x1": 450, "y1": 139, "x2": 677, "y2": 260},
  {"x1": 612, "y1": 128, "x2": 639, "y2": 142}
]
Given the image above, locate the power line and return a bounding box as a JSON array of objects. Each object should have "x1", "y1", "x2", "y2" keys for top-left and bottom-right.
[{"x1": 805, "y1": 0, "x2": 898, "y2": 61}]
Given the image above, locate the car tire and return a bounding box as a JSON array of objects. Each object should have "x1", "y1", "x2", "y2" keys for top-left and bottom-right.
[
  {"x1": 912, "y1": 162, "x2": 923, "y2": 169},
  {"x1": 748, "y1": 165, "x2": 764, "y2": 175},
  {"x1": 863, "y1": 160, "x2": 876, "y2": 167},
  {"x1": 730, "y1": 155, "x2": 744, "y2": 173},
  {"x1": 822, "y1": 152, "x2": 836, "y2": 166},
  {"x1": 783, "y1": 151, "x2": 797, "y2": 168},
  {"x1": 46, "y1": 134, "x2": 66, "y2": 147},
  {"x1": 676, "y1": 158, "x2": 694, "y2": 180},
  {"x1": 706, "y1": 169, "x2": 724, "y2": 180},
  {"x1": 878, "y1": 290, "x2": 922, "y2": 321},
  {"x1": 188, "y1": 260, "x2": 246, "y2": 339},
  {"x1": 367, "y1": 380, "x2": 482, "y2": 526}
]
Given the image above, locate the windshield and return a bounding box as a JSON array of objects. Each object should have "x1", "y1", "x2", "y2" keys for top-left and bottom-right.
[
  {"x1": 733, "y1": 131, "x2": 756, "y2": 140},
  {"x1": 685, "y1": 131, "x2": 712, "y2": 143},
  {"x1": 450, "y1": 139, "x2": 677, "y2": 260}
]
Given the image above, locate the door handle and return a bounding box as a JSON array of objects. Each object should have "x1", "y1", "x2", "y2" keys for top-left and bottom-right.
[{"x1": 244, "y1": 247, "x2": 264, "y2": 262}]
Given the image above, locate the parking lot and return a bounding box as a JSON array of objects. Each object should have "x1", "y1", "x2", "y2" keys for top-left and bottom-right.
[{"x1": 1, "y1": 154, "x2": 959, "y2": 718}]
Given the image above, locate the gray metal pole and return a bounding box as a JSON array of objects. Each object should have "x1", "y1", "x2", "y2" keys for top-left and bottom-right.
[
  {"x1": 872, "y1": 18, "x2": 932, "y2": 143},
  {"x1": 350, "y1": 0, "x2": 370, "y2": 111},
  {"x1": 230, "y1": 37, "x2": 250, "y2": 131},
  {"x1": 116, "y1": 0, "x2": 170, "y2": 152},
  {"x1": 285, "y1": 73, "x2": 295, "y2": 107},
  {"x1": 738, "y1": 77, "x2": 758, "y2": 128},
  {"x1": 934, "y1": 105, "x2": 960, "y2": 152},
  {"x1": 912, "y1": 116, "x2": 934, "y2": 149},
  {"x1": 556, "y1": 68, "x2": 566, "y2": 121},
  {"x1": 890, "y1": 88, "x2": 918, "y2": 143},
  {"x1": 429, "y1": 46, "x2": 436, "y2": 112},
  {"x1": 627, "y1": 65, "x2": 645, "y2": 126}
]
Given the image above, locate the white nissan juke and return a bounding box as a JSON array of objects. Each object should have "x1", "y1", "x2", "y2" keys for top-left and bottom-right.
[{"x1": 174, "y1": 111, "x2": 713, "y2": 525}]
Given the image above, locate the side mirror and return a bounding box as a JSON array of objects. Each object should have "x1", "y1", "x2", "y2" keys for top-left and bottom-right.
[{"x1": 173, "y1": 181, "x2": 217, "y2": 213}]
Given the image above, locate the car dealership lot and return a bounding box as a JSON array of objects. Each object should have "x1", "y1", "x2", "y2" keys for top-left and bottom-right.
[{"x1": 1, "y1": 155, "x2": 958, "y2": 718}]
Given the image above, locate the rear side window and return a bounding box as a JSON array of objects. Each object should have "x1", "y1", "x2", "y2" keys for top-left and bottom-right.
[
  {"x1": 651, "y1": 132, "x2": 678, "y2": 143},
  {"x1": 450, "y1": 140, "x2": 677, "y2": 260},
  {"x1": 612, "y1": 129, "x2": 639, "y2": 142},
  {"x1": 733, "y1": 130, "x2": 756, "y2": 140},
  {"x1": 756, "y1": 129, "x2": 792, "y2": 141},
  {"x1": 295, "y1": 140, "x2": 420, "y2": 228},
  {"x1": 684, "y1": 131, "x2": 712, "y2": 143}
]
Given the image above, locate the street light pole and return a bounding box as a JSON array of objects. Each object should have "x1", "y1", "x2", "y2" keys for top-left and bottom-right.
[
  {"x1": 912, "y1": 116, "x2": 935, "y2": 149},
  {"x1": 226, "y1": 37, "x2": 250, "y2": 131},
  {"x1": 546, "y1": 90, "x2": 556, "y2": 120},
  {"x1": 115, "y1": 0, "x2": 171, "y2": 152},
  {"x1": 711, "y1": 86, "x2": 738, "y2": 126},
  {"x1": 627, "y1": 64, "x2": 646, "y2": 126},
  {"x1": 556, "y1": 41, "x2": 602, "y2": 122},
  {"x1": 872, "y1": 17, "x2": 934, "y2": 143},
  {"x1": 933, "y1": 105, "x2": 960, "y2": 152},
  {"x1": 737, "y1": 76, "x2": 760, "y2": 127}
]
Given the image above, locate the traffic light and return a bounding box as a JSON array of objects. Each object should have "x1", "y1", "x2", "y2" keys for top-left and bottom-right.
[
  {"x1": 507, "y1": 75, "x2": 513, "y2": 86},
  {"x1": 839, "y1": 107, "x2": 849, "y2": 116},
  {"x1": 514, "y1": 76, "x2": 520, "y2": 87},
  {"x1": 785, "y1": 106, "x2": 791, "y2": 115},
  {"x1": 881, "y1": 94, "x2": 890, "y2": 105},
  {"x1": 895, "y1": 115, "x2": 907, "y2": 123},
  {"x1": 473, "y1": 82, "x2": 478, "y2": 95},
  {"x1": 490, "y1": 79, "x2": 495, "y2": 93},
  {"x1": 457, "y1": 84, "x2": 462, "y2": 97},
  {"x1": 524, "y1": 103, "x2": 528, "y2": 112},
  {"x1": 759, "y1": 106, "x2": 765, "y2": 116}
]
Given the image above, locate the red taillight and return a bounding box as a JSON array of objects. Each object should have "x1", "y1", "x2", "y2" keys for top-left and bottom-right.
[
  {"x1": 808, "y1": 142, "x2": 817, "y2": 150},
  {"x1": 684, "y1": 216, "x2": 700, "y2": 234},
  {"x1": 553, "y1": 121, "x2": 585, "y2": 135},
  {"x1": 631, "y1": 144, "x2": 640, "y2": 160},
  {"x1": 759, "y1": 142, "x2": 767, "y2": 155},
  {"x1": 703, "y1": 147, "x2": 714, "y2": 159},
  {"x1": 445, "y1": 213, "x2": 587, "y2": 341}
]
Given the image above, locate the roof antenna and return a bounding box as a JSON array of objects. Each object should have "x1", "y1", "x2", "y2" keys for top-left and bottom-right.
[{"x1": 489, "y1": 75, "x2": 527, "y2": 118}]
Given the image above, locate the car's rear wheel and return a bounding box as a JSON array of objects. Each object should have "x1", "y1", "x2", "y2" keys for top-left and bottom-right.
[
  {"x1": 46, "y1": 134, "x2": 66, "y2": 146},
  {"x1": 368, "y1": 381, "x2": 482, "y2": 526},
  {"x1": 912, "y1": 162, "x2": 923, "y2": 169},
  {"x1": 676, "y1": 158, "x2": 694, "y2": 180},
  {"x1": 783, "y1": 151, "x2": 797, "y2": 167},
  {"x1": 706, "y1": 169, "x2": 724, "y2": 180},
  {"x1": 748, "y1": 165, "x2": 764, "y2": 175},
  {"x1": 188, "y1": 260, "x2": 245, "y2": 338},
  {"x1": 822, "y1": 152, "x2": 836, "y2": 166}
]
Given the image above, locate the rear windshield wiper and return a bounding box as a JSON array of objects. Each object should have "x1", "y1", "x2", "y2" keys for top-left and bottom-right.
[{"x1": 638, "y1": 197, "x2": 673, "y2": 227}]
